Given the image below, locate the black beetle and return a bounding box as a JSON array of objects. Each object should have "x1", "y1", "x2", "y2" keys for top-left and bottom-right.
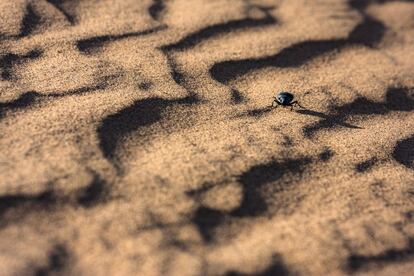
[{"x1": 271, "y1": 92, "x2": 303, "y2": 110}]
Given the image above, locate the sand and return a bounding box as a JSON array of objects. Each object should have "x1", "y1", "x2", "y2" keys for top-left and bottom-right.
[{"x1": 1, "y1": 0, "x2": 414, "y2": 275}]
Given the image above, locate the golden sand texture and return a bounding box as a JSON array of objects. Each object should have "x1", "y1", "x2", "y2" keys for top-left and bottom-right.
[{"x1": 1, "y1": 0, "x2": 414, "y2": 275}]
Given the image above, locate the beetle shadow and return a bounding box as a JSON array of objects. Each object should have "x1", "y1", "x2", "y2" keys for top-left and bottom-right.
[
  {"x1": 296, "y1": 108, "x2": 363, "y2": 137},
  {"x1": 300, "y1": 87, "x2": 414, "y2": 137}
]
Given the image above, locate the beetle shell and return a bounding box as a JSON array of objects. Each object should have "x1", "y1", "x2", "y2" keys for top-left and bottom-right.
[{"x1": 276, "y1": 92, "x2": 294, "y2": 105}]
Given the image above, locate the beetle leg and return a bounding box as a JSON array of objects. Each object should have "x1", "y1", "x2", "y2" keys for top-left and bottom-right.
[{"x1": 291, "y1": 101, "x2": 304, "y2": 109}]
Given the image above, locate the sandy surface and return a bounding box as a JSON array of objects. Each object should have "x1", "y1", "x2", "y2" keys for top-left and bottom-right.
[{"x1": 1, "y1": 0, "x2": 414, "y2": 275}]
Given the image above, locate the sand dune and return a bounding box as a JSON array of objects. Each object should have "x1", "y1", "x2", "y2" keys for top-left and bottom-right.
[{"x1": 1, "y1": 0, "x2": 414, "y2": 275}]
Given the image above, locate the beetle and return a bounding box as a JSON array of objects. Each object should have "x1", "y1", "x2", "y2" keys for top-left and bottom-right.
[{"x1": 271, "y1": 92, "x2": 303, "y2": 110}]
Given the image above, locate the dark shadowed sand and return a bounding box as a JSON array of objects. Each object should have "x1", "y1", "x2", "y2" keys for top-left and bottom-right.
[{"x1": 1, "y1": 0, "x2": 414, "y2": 275}]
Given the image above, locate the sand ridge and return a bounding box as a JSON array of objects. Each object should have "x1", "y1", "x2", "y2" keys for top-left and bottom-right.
[{"x1": 1, "y1": 0, "x2": 414, "y2": 275}]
